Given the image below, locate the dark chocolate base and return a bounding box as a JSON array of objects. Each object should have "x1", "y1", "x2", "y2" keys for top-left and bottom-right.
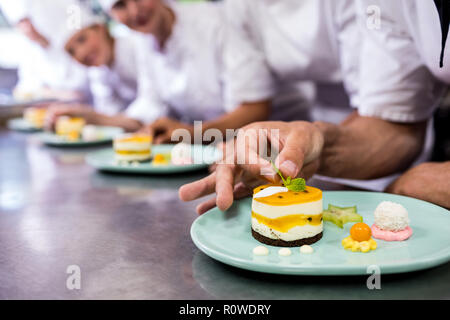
[{"x1": 252, "y1": 229, "x2": 323, "y2": 247}]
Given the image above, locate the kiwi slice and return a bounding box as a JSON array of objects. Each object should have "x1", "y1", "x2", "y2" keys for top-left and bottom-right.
[{"x1": 323, "y1": 204, "x2": 362, "y2": 228}]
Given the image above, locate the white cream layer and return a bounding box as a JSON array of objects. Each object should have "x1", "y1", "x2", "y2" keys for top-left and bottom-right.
[
  {"x1": 251, "y1": 198, "x2": 323, "y2": 219},
  {"x1": 252, "y1": 218, "x2": 323, "y2": 241},
  {"x1": 114, "y1": 142, "x2": 151, "y2": 151}
]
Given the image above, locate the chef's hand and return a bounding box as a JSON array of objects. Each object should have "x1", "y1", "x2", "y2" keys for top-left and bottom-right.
[
  {"x1": 179, "y1": 121, "x2": 324, "y2": 214},
  {"x1": 142, "y1": 117, "x2": 194, "y2": 144},
  {"x1": 45, "y1": 104, "x2": 97, "y2": 131},
  {"x1": 386, "y1": 162, "x2": 450, "y2": 209},
  {"x1": 17, "y1": 18, "x2": 50, "y2": 48}
]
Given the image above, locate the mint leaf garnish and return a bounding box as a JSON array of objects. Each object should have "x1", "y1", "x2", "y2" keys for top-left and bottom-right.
[{"x1": 270, "y1": 161, "x2": 306, "y2": 192}]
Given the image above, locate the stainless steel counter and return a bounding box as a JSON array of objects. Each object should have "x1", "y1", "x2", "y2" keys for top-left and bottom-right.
[{"x1": 1, "y1": 128, "x2": 449, "y2": 299}]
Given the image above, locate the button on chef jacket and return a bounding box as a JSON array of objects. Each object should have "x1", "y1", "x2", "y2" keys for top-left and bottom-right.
[
  {"x1": 224, "y1": 0, "x2": 361, "y2": 121},
  {"x1": 126, "y1": 1, "x2": 227, "y2": 124},
  {"x1": 0, "y1": 0, "x2": 89, "y2": 98},
  {"x1": 88, "y1": 35, "x2": 138, "y2": 115}
]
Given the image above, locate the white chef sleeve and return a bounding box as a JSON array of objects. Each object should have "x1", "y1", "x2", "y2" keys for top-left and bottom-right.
[
  {"x1": 0, "y1": 0, "x2": 28, "y2": 25},
  {"x1": 356, "y1": 0, "x2": 444, "y2": 123},
  {"x1": 88, "y1": 67, "x2": 126, "y2": 116},
  {"x1": 223, "y1": 0, "x2": 276, "y2": 111},
  {"x1": 125, "y1": 34, "x2": 168, "y2": 124}
]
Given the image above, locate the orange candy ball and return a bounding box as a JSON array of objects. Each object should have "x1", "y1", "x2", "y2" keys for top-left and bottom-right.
[{"x1": 350, "y1": 223, "x2": 372, "y2": 242}]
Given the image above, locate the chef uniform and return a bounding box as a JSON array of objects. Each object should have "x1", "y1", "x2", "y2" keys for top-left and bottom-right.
[
  {"x1": 225, "y1": 0, "x2": 361, "y2": 123},
  {"x1": 86, "y1": 35, "x2": 138, "y2": 115},
  {"x1": 58, "y1": 4, "x2": 138, "y2": 115},
  {"x1": 0, "y1": 0, "x2": 89, "y2": 99},
  {"x1": 317, "y1": 0, "x2": 447, "y2": 190}
]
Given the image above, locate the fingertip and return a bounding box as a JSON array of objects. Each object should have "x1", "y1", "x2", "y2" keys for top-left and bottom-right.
[
  {"x1": 178, "y1": 184, "x2": 192, "y2": 201},
  {"x1": 216, "y1": 194, "x2": 233, "y2": 212}
]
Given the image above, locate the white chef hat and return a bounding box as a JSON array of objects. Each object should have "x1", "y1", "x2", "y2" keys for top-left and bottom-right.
[
  {"x1": 98, "y1": 0, "x2": 118, "y2": 12},
  {"x1": 55, "y1": 2, "x2": 106, "y2": 49}
]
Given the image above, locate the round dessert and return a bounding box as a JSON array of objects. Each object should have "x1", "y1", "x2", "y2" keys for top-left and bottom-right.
[
  {"x1": 371, "y1": 201, "x2": 412, "y2": 241},
  {"x1": 24, "y1": 107, "x2": 47, "y2": 129},
  {"x1": 55, "y1": 116, "x2": 86, "y2": 141},
  {"x1": 251, "y1": 184, "x2": 323, "y2": 247},
  {"x1": 113, "y1": 133, "x2": 152, "y2": 162}
]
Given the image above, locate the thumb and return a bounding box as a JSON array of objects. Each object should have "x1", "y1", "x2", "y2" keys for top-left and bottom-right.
[{"x1": 274, "y1": 130, "x2": 306, "y2": 179}]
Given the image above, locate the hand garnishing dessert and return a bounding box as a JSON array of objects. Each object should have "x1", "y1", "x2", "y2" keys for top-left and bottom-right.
[
  {"x1": 371, "y1": 201, "x2": 412, "y2": 241},
  {"x1": 342, "y1": 222, "x2": 377, "y2": 253},
  {"x1": 251, "y1": 183, "x2": 323, "y2": 247},
  {"x1": 323, "y1": 204, "x2": 363, "y2": 228},
  {"x1": 113, "y1": 133, "x2": 152, "y2": 162},
  {"x1": 55, "y1": 116, "x2": 86, "y2": 141}
]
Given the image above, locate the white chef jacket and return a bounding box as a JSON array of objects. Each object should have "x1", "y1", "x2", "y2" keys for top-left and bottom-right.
[
  {"x1": 1, "y1": 0, "x2": 89, "y2": 98},
  {"x1": 126, "y1": 1, "x2": 227, "y2": 124},
  {"x1": 88, "y1": 35, "x2": 138, "y2": 115},
  {"x1": 316, "y1": 0, "x2": 446, "y2": 191},
  {"x1": 356, "y1": 0, "x2": 446, "y2": 122},
  {"x1": 224, "y1": 0, "x2": 361, "y2": 121}
]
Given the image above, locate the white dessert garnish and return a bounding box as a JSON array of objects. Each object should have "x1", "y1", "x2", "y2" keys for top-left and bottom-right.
[
  {"x1": 300, "y1": 245, "x2": 314, "y2": 254},
  {"x1": 252, "y1": 246, "x2": 269, "y2": 256},
  {"x1": 278, "y1": 248, "x2": 292, "y2": 256},
  {"x1": 253, "y1": 186, "x2": 288, "y2": 199},
  {"x1": 374, "y1": 201, "x2": 409, "y2": 231}
]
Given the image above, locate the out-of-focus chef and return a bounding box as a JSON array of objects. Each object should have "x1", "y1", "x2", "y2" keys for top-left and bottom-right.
[
  {"x1": 98, "y1": 0, "x2": 311, "y2": 143},
  {"x1": 357, "y1": 0, "x2": 450, "y2": 208},
  {"x1": 45, "y1": 3, "x2": 143, "y2": 132},
  {"x1": 0, "y1": 0, "x2": 89, "y2": 102}
]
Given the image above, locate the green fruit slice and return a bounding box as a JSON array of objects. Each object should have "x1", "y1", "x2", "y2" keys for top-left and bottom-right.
[{"x1": 322, "y1": 204, "x2": 363, "y2": 228}]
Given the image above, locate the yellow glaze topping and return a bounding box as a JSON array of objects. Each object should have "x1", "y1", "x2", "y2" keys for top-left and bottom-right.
[
  {"x1": 253, "y1": 184, "x2": 322, "y2": 206},
  {"x1": 252, "y1": 211, "x2": 322, "y2": 233},
  {"x1": 115, "y1": 150, "x2": 151, "y2": 155},
  {"x1": 116, "y1": 134, "x2": 152, "y2": 144}
]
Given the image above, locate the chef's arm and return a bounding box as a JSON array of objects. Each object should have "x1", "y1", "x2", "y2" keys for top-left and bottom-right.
[
  {"x1": 92, "y1": 113, "x2": 143, "y2": 132},
  {"x1": 314, "y1": 112, "x2": 427, "y2": 180},
  {"x1": 202, "y1": 100, "x2": 271, "y2": 136}
]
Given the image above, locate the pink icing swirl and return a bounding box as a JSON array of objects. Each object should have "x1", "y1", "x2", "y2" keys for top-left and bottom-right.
[{"x1": 371, "y1": 224, "x2": 412, "y2": 241}]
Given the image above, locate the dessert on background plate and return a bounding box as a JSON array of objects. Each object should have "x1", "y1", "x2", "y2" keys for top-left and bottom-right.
[
  {"x1": 113, "y1": 133, "x2": 152, "y2": 162},
  {"x1": 251, "y1": 184, "x2": 323, "y2": 247},
  {"x1": 342, "y1": 222, "x2": 377, "y2": 253},
  {"x1": 55, "y1": 116, "x2": 86, "y2": 141},
  {"x1": 152, "y1": 153, "x2": 171, "y2": 166},
  {"x1": 171, "y1": 142, "x2": 194, "y2": 165},
  {"x1": 371, "y1": 201, "x2": 413, "y2": 241},
  {"x1": 23, "y1": 107, "x2": 47, "y2": 129}
]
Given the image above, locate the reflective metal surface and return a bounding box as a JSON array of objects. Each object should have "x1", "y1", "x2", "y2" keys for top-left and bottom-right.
[{"x1": 0, "y1": 128, "x2": 449, "y2": 299}]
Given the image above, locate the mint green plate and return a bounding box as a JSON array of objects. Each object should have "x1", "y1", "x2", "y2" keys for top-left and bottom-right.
[
  {"x1": 38, "y1": 126, "x2": 123, "y2": 146},
  {"x1": 7, "y1": 118, "x2": 42, "y2": 132},
  {"x1": 86, "y1": 144, "x2": 221, "y2": 174},
  {"x1": 191, "y1": 191, "x2": 450, "y2": 275}
]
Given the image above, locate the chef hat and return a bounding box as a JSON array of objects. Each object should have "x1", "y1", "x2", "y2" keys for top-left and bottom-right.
[
  {"x1": 55, "y1": 2, "x2": 105, "y2": 49},
  {"x1": 0, "y1": 0, "x2": 28, "y2": 25},
  {"x1": 98, "y1": 0, "x2": 118, "y2": 12}
]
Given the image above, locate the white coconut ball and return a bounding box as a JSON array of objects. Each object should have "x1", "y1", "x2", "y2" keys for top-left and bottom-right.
[{"x1": 374, "y1": 201, "x2": 410, "y2": 231}]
